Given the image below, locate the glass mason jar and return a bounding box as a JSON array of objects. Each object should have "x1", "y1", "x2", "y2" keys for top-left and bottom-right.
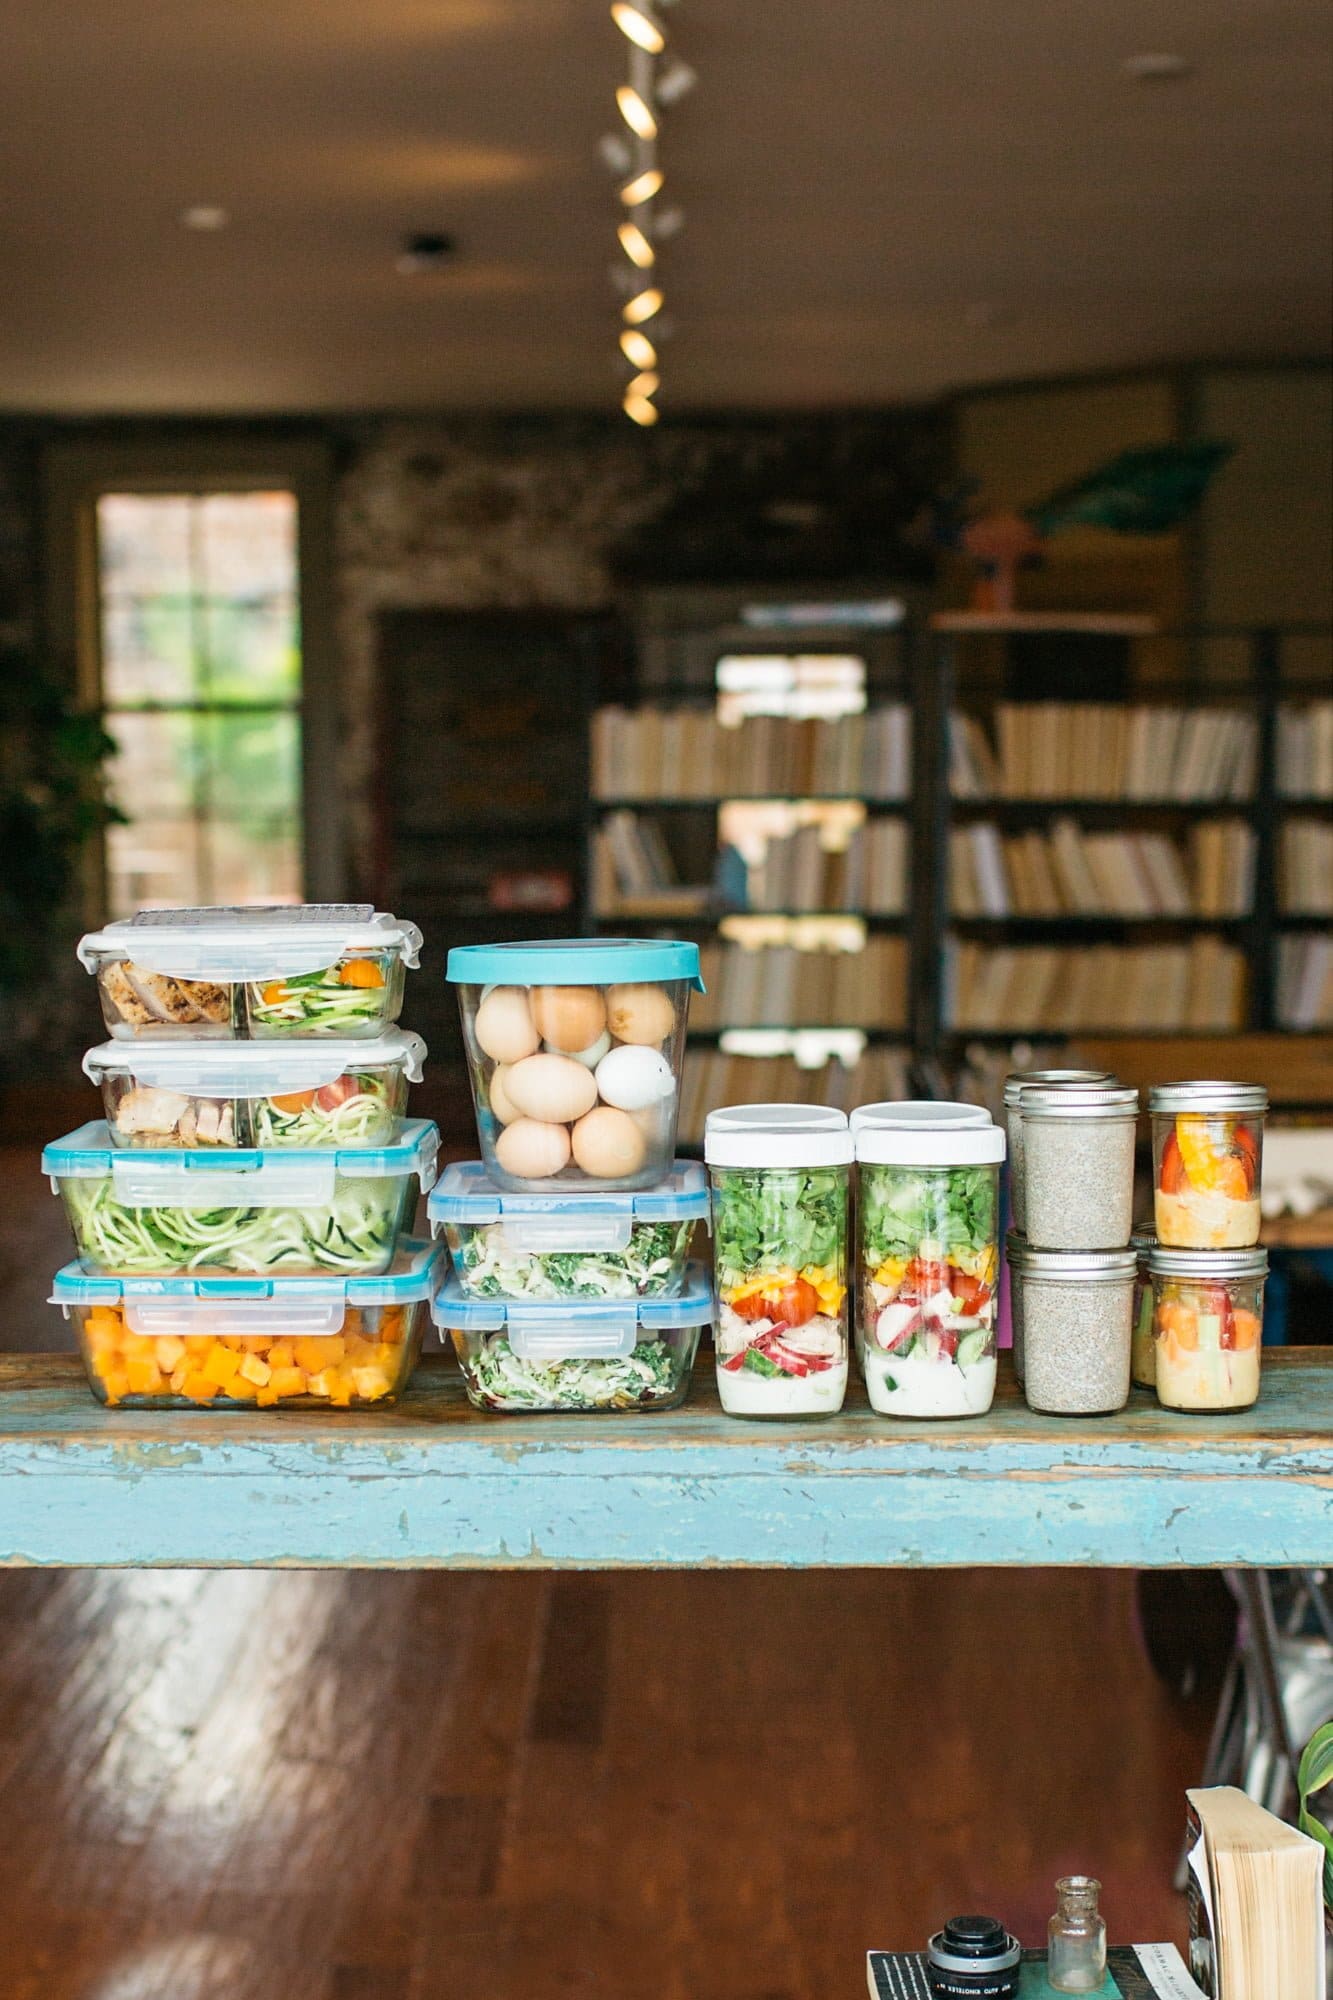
[
  {"x1": 1130, "y1": 1228, "x2": 1156, "y2": 1389},
  {"x1": 855, "y1": 1109, "x2": 1005, "y2": 1419},
  {"x1": 1006, "y1": 1226, "x2": 1027, "y2": 1385},
  {"x1": 706, "y1": 1105, "x2": 851, "y2": 1418},
  {"x1": 1019, "y1": 1084, "x2": 1139, "y2": 1251},
  {"x1": 1047, "y1": 1876, "x2": 1107, "y2": 1994},
  {"x1": 1018, "y1": 1246, "x2": 1136, "y2": 1416},
  {"x1": 1148, "y1": 1246, "x2": 1267, "y2": 1412},
  {"x1": 1003, "y1": 1069, "x2": 1114, "y2": 1236},
  {"x1": 1149, "y1": 1082, "x2": 1267, "y2": 1249}
]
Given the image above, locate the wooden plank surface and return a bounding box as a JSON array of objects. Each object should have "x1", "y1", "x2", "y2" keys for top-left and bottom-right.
[{"x1": 0, "y1": 1352, "x2": 1328, "y2": 1572}]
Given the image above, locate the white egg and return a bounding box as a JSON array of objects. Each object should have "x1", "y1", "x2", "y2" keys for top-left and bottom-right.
[
  {"x1": 504, "y1": 1052, "x2": 599, "y2": 1125},
  {"x1": 474, "y1": 987, "x2": 540, "y2": 1065},
  {"x1": 495, "y1": 1118, "x2": 572, "y2": 1181},
  {"x1": 594, "y1": 1043, "x2": 675, "y2": 1113},
  {"x1": 546, "y1": 1029, "x2": 611, "y2": 1071}
]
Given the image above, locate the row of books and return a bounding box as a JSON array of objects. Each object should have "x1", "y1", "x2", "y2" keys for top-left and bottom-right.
[
  {"x1": 1275, "y1": 700, "x2": 1333, "y2": 797},
  {"x1": 678, "y1": 1045, "x2": 913, "y2": 1144},
  {"x1": 692, "y1": 937, "x2": 908, "y2": 1031},
  {"x1": 950, "y1": 817, "x2": 1255, "y2": 918},
  {"x1": 1277, "y1": 936, "x2": 1333, "y2": 1029},
  {"x1": 1280, "y1": 821, "x2": 1333, "y2": 914},
  {"x1": 949, "y1": 704, "x2": 1257, "y2": 800},
  {"x1": 943, "y1": 937, "x2": 1247, "y2": 1031},
  {"x1": 591, "y1": 705, "x2": 912, "y2": 800},
  {"x1": 733, "y1": 816, "x2": 908, "y2": 914}
]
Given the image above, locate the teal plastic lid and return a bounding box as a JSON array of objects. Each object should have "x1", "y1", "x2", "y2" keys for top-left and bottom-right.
[
  {"x1": 446, "y1": 937, "x2": 704, "y2": 991},
  {"x1": 42, "y1": 1118, "x2": 439, "y2": 1182},
  {"x1": 432, "y1": 1260, "x2": 713, "y2": 1333},
  {"x1": 50, "y1": 1237, "x2": 443, "y2": 1306},
  {"x1": 429, "y1": 1158, "x2": 708, "y2": 1228}
]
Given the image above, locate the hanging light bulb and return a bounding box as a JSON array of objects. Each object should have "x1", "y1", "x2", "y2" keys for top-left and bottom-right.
[
  {"x1": 617, "y1": 220, "x2": 655, "y2": 268},
  {"x1": 627, "y1": 370, "x2": 660, "y2": 398},
  {"x1": 620, "y1": 329, "x2": 658, "y2": 369},
  {"x1": 623, "y1": 286, "x2": 664, "y2": 325},
  {"x1": 623, "y1": 389, "x2": 660, "y2": 426},
  {"x1": 616, "y1": 85, "x2": 658, "y2": 140},
  {"x1": 620, "y1": 166, "x2": 664, "y2": 206},
  {"x1": 611, "y1": 2, "x2": 665, "y2": 54}
]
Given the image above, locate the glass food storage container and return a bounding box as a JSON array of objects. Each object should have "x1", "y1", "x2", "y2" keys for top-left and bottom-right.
[
  {"x1": 706, "y1": 1105, "x2": 851, "y2": 1419},
  {"x1": 52, "y1": 1238, "x2": 442, "y2": 1408},
  {"x1": 78, "y1": 905, "x2": 423, "y2": 1040},
  {"x1": 447, "y1": 937, "x2": 704, "y2": 1193},
  {"x1": 1003, "y1": 1069, "x2": 1115, "y2": 1235},
  {"x1": 433, "y1": 1260, "x2": 712, "y2": 1413},
  {"x1": 1016, "y1": 1245, "x2": 1135, "y2": 1416},
  {"x1": 1130, "y1": 1228, "x2": 1157, "y2": 1389},
  {"x1": 1149, "y1": 1082, "x2": 1267, "y2": 1249},
  {"x1": 83, "y1": 1030, "x2": 427, "y2": 1150},
  {"x1": 429, "y1": 1158, "x2": 707, "y2": 1301},
  {"x1": 1148, "y1": 1246, "x2": 1267, "y2": 1412},
  {"x1": 1019, "y1": 1083, "x2": 1139, "y2": 1251},
  {"x1": 855, "y1": 1104, "x2": 1005, "y2": 1420},
  {"x1": 43, "y1": 1119, "x2": 438, "y2": 1277}
]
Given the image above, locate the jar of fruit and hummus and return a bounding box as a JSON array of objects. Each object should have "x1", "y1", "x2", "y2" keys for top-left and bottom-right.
[
  {"x1": 1149, "y1": 1082, "x2": 1266, "y2": 1249},
  {"x1": 1147, "y1": 1245, "x2": 1267, "y2": 1412}
]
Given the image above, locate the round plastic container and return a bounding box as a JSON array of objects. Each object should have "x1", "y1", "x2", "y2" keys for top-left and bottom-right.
[
  {"x1": 82, "y1": 1031, "x2": 426, "y2": 1150},
  {"x1": 78, "y1": 905, "x2": 423, "y2": 1041},
  {"x1": 430, "y1": 1158, "x2": 708, "y2": 1301},
  {"x1": 447, "y1": 938, "x2": 704, "y2": 1193},
  {"x1": 43, "y1": 1119, "x2": 438, "y2": 1277},
  {"x1": 1003, "y1": 1068, "x2": 1115, "y2": 1235},
  {"x1": 1148, "y1": 1245, "x2": 1267, "y2": 1412},
  {"x1": 1019, "y1": 1083, "x2": 1139, "y2": 1251},
  {"x1": 433, "y1": 1261, "x2": 712, "y2": 1414},
  {"x1": 706, "y1": 1105, "x2": 851, "y2": 1418},
  {"x1": 854, "y1": 1103, "x2": 1005, "y2": 1419},
  {"x1": 1130, "y1": 1227, "x2": 1157, "y2": 1389},
  {"x1": 1148, "y1": 1082, "x2": 1267, "y2": 1249},
  {"x1": 52, "y1": 1238, "x2": 443, "y2": 1408},
  {"x1": 1016, "y1": 1245, "x2": 1135, "y2": 1416}
]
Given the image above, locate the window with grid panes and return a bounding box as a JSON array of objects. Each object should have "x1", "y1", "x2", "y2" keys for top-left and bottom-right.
[{"x1": 95, "y1": 490, "x2": 302, "y2": 915}]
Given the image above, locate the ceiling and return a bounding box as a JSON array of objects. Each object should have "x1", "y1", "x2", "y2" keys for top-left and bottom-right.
[{"x1": 2, "y1": 0, "x2": 1330, "y2": 413}]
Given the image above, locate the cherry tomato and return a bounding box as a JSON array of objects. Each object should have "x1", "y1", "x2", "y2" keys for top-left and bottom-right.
[
  {"x1": 1159, "y1": 1130, "x2": 1189, "y2": 1194},
  {"x1": 906, "y1": 1256, "x2": 948, "y2": 1298},
  {"x1": 314, "y1": 1074, "x2": 360, "y2": 1112},
  {"x1": 731, "y1": 1278, "x2": 819, "y2": 1328},
  {"x1": 949, "y1": 1269, "x2": 991, "y2": 1315}
]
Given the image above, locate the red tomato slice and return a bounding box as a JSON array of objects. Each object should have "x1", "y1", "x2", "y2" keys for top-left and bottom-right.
[
  {"x1": 730, "y1": 1278, "x2": 819, "y2": 1328},
  {"x1": 1159, "y1": 1131, "x2": 1189, "y2": 1194},
  {"x1": 1231, "y1": 1126, "x2": 1259, "y2": 1190},
  {"x1": 314, "y1": 1074, "x2": 360, "y2": 1112}
]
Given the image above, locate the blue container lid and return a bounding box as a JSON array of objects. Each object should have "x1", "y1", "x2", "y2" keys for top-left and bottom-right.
[
  {"x1": 429, "y1": 1157, "x2": 708, "y2": 1229},
  {"x1": 446, "y1": 937, "x2": 704, "y2": 991},
  {"x1": 431, "y1": 1259, "x2": 713, "y2": 1334},
  {"x1": 51, "y1": 1237, "x2": 444, "y2": 1306}
]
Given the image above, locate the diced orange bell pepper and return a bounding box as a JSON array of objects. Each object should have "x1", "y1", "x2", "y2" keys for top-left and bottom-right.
[
  {"x1": 269, "y1": 1366, "x2": 308, "y2": 1399},
  {"x1": 1231, "y1": 1308, "x2": 1261, "y2": 1350},
  {"x1": 338, "y1": 957, "x2": 384, "y2": 989},
  {"x1": 267, "y1": 1341, "x2": 295, "y2": 1370},
  {"x1": 125, "y1": 1358, "x2": 166, "y2": 1396},
  {"x1": 99, "y1": 1366, "x2": 131, "y2": 1406},
  {"x1": 179, "y1": 1372, "x2": 218, "y2": 1404},
  {"x1": 202, "y1": 1344, "x2": 244, "y2": 1388},
  {"x1": 238, "y1": 1353, "x2": 272, "y2": 1388},
  {"x1": 261, "y1": 981, "x2": 290, "y2": 1005}
]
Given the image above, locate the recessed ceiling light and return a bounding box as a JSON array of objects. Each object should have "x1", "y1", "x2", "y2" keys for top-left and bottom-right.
[
  {"x1": 395, "y1": 231, "x2": 458, "y2": 274},
  {"x1": 179, "y1": 205, "x2": 229, "y2": 231},
  {"x1": 1122, "y1": 52, "x2": 1194, "y2": 82}
]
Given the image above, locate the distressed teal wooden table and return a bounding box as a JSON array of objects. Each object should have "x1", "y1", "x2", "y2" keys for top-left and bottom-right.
[{"x1": 0, "y1": 1351, "x2": 1327, "y2": 1570}]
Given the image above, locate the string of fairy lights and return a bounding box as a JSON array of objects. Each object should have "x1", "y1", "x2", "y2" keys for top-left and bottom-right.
[{"x1": 602, "y1": 2, "x2": 694, "y2": 424}]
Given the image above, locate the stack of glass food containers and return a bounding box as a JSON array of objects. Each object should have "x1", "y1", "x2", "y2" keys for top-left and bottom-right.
[
  {"x1": 431, "y1": 940, "x2": 713, "y2": 1413},
  {"x1": 46, "y1": 906, "x2": 442, "y2": 1408}
]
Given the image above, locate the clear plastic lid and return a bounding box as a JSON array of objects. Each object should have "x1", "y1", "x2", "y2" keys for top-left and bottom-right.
[
  {"x1": 855, "y1": 1106, "x2": 1005, "y2": 1167},
  {"x1": 429, "y1": 1158, "x2": 708, "y2": 1253},
  {"x1": 78, "y1": 905, "x2": 423, "y2": 980},
  {"x1": 43, "y1": 1118, "x2": 439, "y2": 1208},
  {"x1": 82, "y1": 1028, "x2": 427, "y2": 1093},
  {"x1": 704, "y1": 1104, "x2": 853, "y2": 1169},
  {"x1": 446, "y1": 936, "x2": 704, "y2": 991},
  {"x1": 431, "y1": 1259, "x2": 713, "y2": 1361}
]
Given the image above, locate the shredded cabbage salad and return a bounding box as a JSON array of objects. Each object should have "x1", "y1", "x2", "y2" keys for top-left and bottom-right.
[
  {"x1": 452, "y1": 1220, "x2": 691, "y2": 1301},
  {"x1": 461, "y1": 1331, "x2": 693, "y2": 1411},
  {"x1": 64, "y1": 1174, "x2": 408, "y2": 1275}
]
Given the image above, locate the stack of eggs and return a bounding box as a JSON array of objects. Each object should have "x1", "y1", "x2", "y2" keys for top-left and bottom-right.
[
  {"x1": 43, "y1": 905, "x2": 442, "y2": 1409},
  {"x1": 430, "y1": 940, "x2": 714, "y2": 1413}
]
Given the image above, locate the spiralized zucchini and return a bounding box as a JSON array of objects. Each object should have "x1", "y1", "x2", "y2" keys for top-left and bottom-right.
[
  {"x1": 250, "y1": 1081, "x2": 399, "y2": 1148},
  {"x1": 64, "y1": 1175, "x2": 408, "y2": 1275},
  {"x1": 246, "y1": 958, "x2": 398, "y2": 1036}
]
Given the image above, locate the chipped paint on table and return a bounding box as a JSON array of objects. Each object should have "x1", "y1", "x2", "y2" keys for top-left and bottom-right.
[{"x1": 0, "y1": 1353, "x2": 1328, "y2": 1571}]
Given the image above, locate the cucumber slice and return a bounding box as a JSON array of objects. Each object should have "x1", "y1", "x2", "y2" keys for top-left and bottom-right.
[{"x1": 957, "y1": 1329, "x2": 989, "y2": 1368}]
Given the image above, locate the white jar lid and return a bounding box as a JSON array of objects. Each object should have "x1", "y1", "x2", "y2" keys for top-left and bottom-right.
[
  {"x1": 704, "y1": 1103, "x2": 852, "y2": 1168},
  {"x1": 850, "y1": 1099, "x2": 992, "y2": 1134},
  {"x1": 855, "y1": 1110, "x2": 1006, "y2": 1167}
]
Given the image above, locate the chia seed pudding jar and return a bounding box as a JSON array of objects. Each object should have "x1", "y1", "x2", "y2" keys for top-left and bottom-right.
[
  {"x1": 706, "y1": 1105, "x2": 851, "y2": 1419},
  {"x1": 1018, "y1": 1246, "x2": 1136, "y2": 1416},
  {"x1": 855, "y1": 1106, "x2": 1005, "y2": 1420},
  {"x1": 1005, "y1": 1226, "x2": 1027, "y2": 1384},
  {"x1": 1130, "y1": 1228, "x2": 1157, "y2": 1388},
  {"x1": 1003, "y1": 1069, "x2": 1114, "y2": 1236},
  {"x1": 1149, "y1": 1082, "x2": 1267, "y2": 1250},
  {"x1": 1019, "y1": 1083, "x2": 1139, "y2": 1251},
  {"x1": 1148, "y1": 1245, "x2": 1267, "y2": 1412}
]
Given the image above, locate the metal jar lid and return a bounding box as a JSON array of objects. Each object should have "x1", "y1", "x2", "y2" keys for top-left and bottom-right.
[
  {"x1": 1012, "y1": 1245, "x2": 1137, "y2": 1282},
  {"x1": 1130, "y1": 1227, "x2": 1157, "y2": 1256},
  {"x1": 1148, "y1": 1080, "x2": 1269, "y2": 1116},
  {"x1": 1005, "y1": 1226, "x2": 1027, "y2": 1259},
  {"x1": 1018, "y1": 1082, "x2": 1139, "y2": 1121},
  {"x1": 1003, "y1": 1067, "x2": 1114, "y2": 1109},
  {"x1": 1147, "y1": 1245, "x2": 1268, "y2": 1280}
]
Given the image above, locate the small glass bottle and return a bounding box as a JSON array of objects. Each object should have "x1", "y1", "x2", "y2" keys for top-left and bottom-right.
[{"x1": 1047, "y1": 1875, "x2": 1107, "y2": 1992}]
